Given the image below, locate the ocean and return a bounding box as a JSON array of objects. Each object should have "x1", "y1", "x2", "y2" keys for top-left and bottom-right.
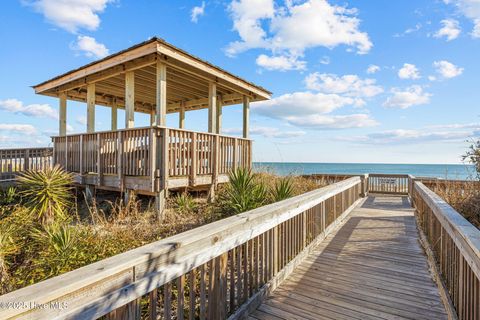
[{"x1": 253, "y1": 162, "x2": 476, "y2": 180}]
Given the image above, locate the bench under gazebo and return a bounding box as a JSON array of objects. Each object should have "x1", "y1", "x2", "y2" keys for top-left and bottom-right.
[{"x1": 33, "y1": 37, "x2": 271, "y2": 214}]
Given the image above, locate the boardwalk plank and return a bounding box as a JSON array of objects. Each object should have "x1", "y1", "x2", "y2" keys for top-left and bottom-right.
[{"x1": 251, "y1": 195, "x2": 448, "y2": 320}]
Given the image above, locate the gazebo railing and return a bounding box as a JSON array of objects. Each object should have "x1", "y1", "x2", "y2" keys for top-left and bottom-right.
[{"x1": 52, "y1": 126, "x2": 252, "y2": 192}]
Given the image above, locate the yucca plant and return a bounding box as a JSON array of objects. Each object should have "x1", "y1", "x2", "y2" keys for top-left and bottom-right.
[
  {"x1": 271, "y1": 177, "x2": 294, "y2": 202},
  {"x1": 221, "y1": 168, "x2": 267, "y2": 214},
  {"x1": 0, "y1": 187, "x2": 18, "y2": 205},
  {"x1": 17, "y1": 165, "x2": 73, "y2": 224},
  {"x1": 175, "y1": 192, "x2": 197, "y2": 214},
  {"x1": 33, "y1": 223, "x2": 77, "y2": 275}
]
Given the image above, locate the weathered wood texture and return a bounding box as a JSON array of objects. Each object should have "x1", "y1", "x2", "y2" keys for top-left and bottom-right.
[
  {"x1": 51, "y1": 126, "x2": 252, "y2": 193},
  {"x1": 412, "y1": 181, "x2": 480, "y2": 320},
  {"x1": 0, "y1": 177, "x2": 362, "y2": 320},
  {"x1": 250, "y1": 195, "x2": 448, "y2": 320},
  {"x1": 0, "y1": 147, "x2": 52, "y2": 182}
]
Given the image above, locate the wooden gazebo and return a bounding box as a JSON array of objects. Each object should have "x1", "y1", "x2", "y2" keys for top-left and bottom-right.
[{"x1": 33, "y1": 37, "x2": 271, "y2": 213}]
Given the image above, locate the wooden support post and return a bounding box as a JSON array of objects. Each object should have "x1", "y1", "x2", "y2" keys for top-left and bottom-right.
[
  {"x1": 111, "y1": 98, "x2": 117, "y2": 131},
  {"x1": 156, "y1": 60, "x2": 167, "y2": 126},
  {"x1": 216, "y1": 97, "x2": 222, "y2": 134},
  {"x1": 87, "y1": 83, "x2": 95, "y2": 133},
  {"x1": 179, "y1": 101, "x2": 185, "y2": 129},
  {"x1": 208, "y1": 82, "x2": 217, "y2": 133},
  {"x1": 150, "y1": 109, "x2": 155, "y2": 126},
  {"x1": 243, "y1": 96, "x2": 250, "y2": 139},
  {"x1": 59, "y1": 93, "x2": 67, "y2": 136},
  {"x1": 125, "y1": 71, "x2": 135, "y2": 129},
  {"x1": 208, "y1": 135, "x2": 219, "y2": 202},
  {"x1": 190, "y1": 132, "x2": 197, "y2": 186},
  {"x1": 155, "y1": 128, "x2": 169, "y2": 221},
  {"x1": 117, "y1": 131, "x2": 124, "y2": 191}
]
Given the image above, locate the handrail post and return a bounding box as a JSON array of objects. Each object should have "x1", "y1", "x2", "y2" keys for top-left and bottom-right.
[
  {"x1": 96, "y1": 133, "x2": 101, "y2": 186},
  {"x1": 233, "y1": 138, "x2": 238, "y2": 172},
  {"x1": 149, "y1": 128, "x2": 156, "y2": 193},
  {"x1": 190, "y1": 132, "x2": 197, "y2": 186},
  {"x1": 24, "y1": 149, "x2": 29, "y2": 171},
  {"x1": 117, "y1": 131, "x2": 123, "y2": 190}
]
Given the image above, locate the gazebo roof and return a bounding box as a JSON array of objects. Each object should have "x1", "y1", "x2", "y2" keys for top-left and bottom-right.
[{"x1": 33, "y1": 37, "x2": 271, "y2": 114}]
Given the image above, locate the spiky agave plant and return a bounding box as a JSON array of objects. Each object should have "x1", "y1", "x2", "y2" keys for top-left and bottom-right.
[
  {"x1": 271, "y1": 177, "x2": 294, "y2": 202},
  {"x1": 33, "y1": 222, "x2": 77, "y2": 276},
  {"x1": 222, "y1": 167, "x2": 267, "y2": 214},
  {"x1": 17, "y1": 165, "x2": 73, "y2": 224},
  {"x1": 175, "y1": 192, "x2": 197, "y2": 214}
]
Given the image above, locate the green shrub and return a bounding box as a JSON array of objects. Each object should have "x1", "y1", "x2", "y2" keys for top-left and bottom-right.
[
  {"x1": 271, "y1": 177, "x2": 294, "y2": 202},
  {"x1": 0, "y1": 223, "x2": 17, "y2": 294},
  {"x1": 175, "y1": 192, "x2": 197, "y2": 214},
  {"x1": 220, "y1": 168, "x2": 267, "y2": 215},
  {"x1": 17, "y1": 165, "x2": 73, "y2": 224},
  {"x1": 32, "y1": 222, "x2": 78, "y2": 277},
  {"x1": 0, "y1": 187, "x2": 18, "y2": 206}
]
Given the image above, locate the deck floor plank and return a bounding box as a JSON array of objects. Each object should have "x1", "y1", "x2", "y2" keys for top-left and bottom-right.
[{"x1": 252, "y1": 195, "x2": 448, "y2": 320}]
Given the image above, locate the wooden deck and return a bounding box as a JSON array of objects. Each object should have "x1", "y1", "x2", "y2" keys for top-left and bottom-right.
[{"x1": 250, "y1": 195, "x2": 448, "y2": 320}]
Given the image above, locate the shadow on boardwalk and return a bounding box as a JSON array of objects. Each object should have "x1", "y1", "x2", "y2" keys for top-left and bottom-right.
[{"x1": 250, "y1": 195, "x2": 448, "y2": 320}]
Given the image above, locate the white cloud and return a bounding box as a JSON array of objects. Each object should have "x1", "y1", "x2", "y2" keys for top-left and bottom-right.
[
  {"x1": 434, "y1": 19, "x2": 461, "y2": 41},
  {"x1": 223, "y1": 126, "x2": 306, "y2": 139},
  {"x1": 383, "y1": 86, "x2": 432, "y2": 109},
  {"x1": 76, "y1": 116, "x2": 87, "y2": 125},
  {"x1": 27, "y1": 0, "x2": 113, "y2": 33},
  {"x1": 443, "y1": 0, "x2": 480, "y2": 38},
  {"x1": 0, "y1": 124, "x2": 37, "y2": 135},
  {"x1": 0, "y1": 98, "x2": 58, "y2": 119},
  {"x1": 433, "y1": 60, "x2": 464, "y2": 79},
  {"x1": 227, "y1": 0, "x2": 372, "y2": 68},
  {"x1": 320, "y1": 56, "x2": 330, "y2": 65},
  {"x1": 338, "y1": 128, "x2": 475, "y2": 144},
  {"x1": 287, "y1": 113, "x2": 378, "y2": 129},
  {"x1": 304, "y1": 73, "x2": 383, "y2": 98},
  {"x1": 394, "y1": 23, "x2": 422, "y2": 37},
  {"x1": 398, "y1": 63, "x2": 421, "y2": 79},
  {"x1": 72, "y1": 35, "x2": 109, "y2": 59},
  {"x1": 252, "y1": 91, "x2": 378, "y2": 129},
  {"x1": 256, "y1": 54, "x2": 306, "y2": 71},
  {"x1": 428, "y1": 122, "x2": 479, "y2": 129},
  {"x1": 191, "y1": 1, "x2": 206, "y2": 23},
  {"x1": 366, "y1": 64, "x2": 380, "y2": 74}
]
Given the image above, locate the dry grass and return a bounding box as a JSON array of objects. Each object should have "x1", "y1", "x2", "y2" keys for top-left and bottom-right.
[{"x1": 428, "y1": 180, "x2": 480, "y2": 229}]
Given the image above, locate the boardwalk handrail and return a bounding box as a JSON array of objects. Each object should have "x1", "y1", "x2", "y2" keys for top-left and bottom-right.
[
  {"x1": 0, "y1": 176, "x2": 362, "y2": 320},
  {"x1": 411, "y1": 179, "x2": 480, "y2": 319},
  {"x1": 0, "y1": 147, "x2": 53, "y2": 182}
]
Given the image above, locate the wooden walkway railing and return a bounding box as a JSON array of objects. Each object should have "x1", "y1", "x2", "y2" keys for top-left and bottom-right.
[
  {"x1": 0, "y1": 177, "x2": 362, "y2": 320},
  {"x1": 51, "y1": 126, "x2": 252, "y2": 193},
  {"x1": 0, "y1": 147, "x2": 52, "y2": 182},
  {"x1": 411, "y1": 179, "x2": 480, "y2": 320}
]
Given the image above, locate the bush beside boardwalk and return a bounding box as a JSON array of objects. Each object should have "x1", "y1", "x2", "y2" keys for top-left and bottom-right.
[{"x1": 0, "y1": 167, "x2": 320, "y2": 294}]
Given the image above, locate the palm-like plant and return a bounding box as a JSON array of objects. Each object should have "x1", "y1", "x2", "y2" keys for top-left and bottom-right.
[
  {"x1": 175, "y1": 192, "x2": 197, "y2": 214},
  {"x1": 33, "y1": 223, "x2": 77, "y2": 275},
  {"x1": 222, "y1": 168, "x2": 267, "y2": 214},
  {"x1": 271, "y1": 177, "x2": 294, "y2": 202},
  {"x1": 17, "y1": 165, "x2": 73, "y2": 224}
]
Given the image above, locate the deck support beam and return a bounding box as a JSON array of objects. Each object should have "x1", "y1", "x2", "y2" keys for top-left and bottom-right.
[
  {"x1": 216, "y1": 97, "x2": 222, "y2": 134},
  {"x1": 179, "y1": 101, "x2": 185, "y2": 129},
  {"x1": 111, "y1": 98, "x2": 118, "y2": 131},
  {"x1": 208, "y1": 82, "x2": 217, "y2": 133},
  {"x1": 156, "y1": 60, "x2": 167, "y2": 126},
  {"x1": 243, "y1": 96, "x2": 249, "y2": 139},
  {"x1": 125, "y1": 71, "x2": 135, "y2": 129},
  {"x1": 59, "y1": 93, "x2": 67, "y2": 136},
  {"x1": 86, "y1": 84, "x2": 95, "y2": 133}
]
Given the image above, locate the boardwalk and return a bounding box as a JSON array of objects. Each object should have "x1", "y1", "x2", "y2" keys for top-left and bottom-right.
[{"x1": 250, "y1": 195, "x2": 448, "y2": 320}]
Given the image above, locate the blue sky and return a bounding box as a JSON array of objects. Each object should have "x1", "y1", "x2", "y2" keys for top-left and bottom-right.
[{"x1": 1, "y1": 0, "x2": 479, "y2": 164}]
